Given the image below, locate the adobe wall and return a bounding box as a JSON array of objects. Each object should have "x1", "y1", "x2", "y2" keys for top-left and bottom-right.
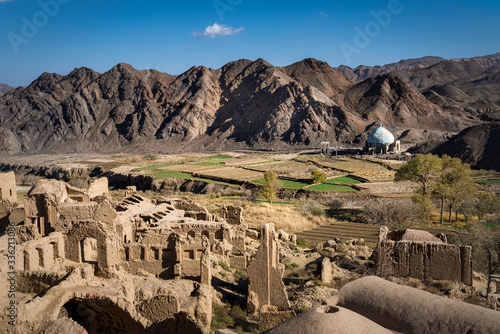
[
  {"x1": 247, "y1": 223, "x2": 290, "y2": 313},
  {"x1": 65, "y1": 220, "x2": 120, "y2": 277},
  {"x1": 0, "y1": 171, "x2": 16, "y2": 203},
  {"x1": 87, "y1": 177, "x2": 109, "y2": 199},
  {"x1": 55, "y1": 200, "x2": 116, "y2": 230},
  {"x1": 375, "y1": 228, "x2": 472, "y2": 285},
  {"x1": 16, "y1": 232, "x2": 65, "y2": 272}
]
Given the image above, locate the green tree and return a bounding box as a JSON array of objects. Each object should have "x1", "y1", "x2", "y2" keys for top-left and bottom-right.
[
  {"x1": 311, "y1": 170, "x2": 327, "y2": 184},
  {"x1": 261, "y1": 171, "x2": 282, "y2": 205},
  {"x1": 395, "y1": 154, "x2": 442, "y2": 196},
  {"x1": 434, "y1": 156, "x2": 476, "y2": 224}
]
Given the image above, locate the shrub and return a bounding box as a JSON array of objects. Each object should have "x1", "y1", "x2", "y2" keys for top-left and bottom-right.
[
  {"x1": 144, "y1": 153, "x2": 158, "y2": 161},
  {"x1": 326, "y1": 198, "x2": 343, "y2": 211},
  {"x1": 218, "y1": 261, "x2": 230, "y2": 271},
  {"x1": 297, "y1": 306, "x2": 310, "y2": 313},
  {"x1": 301, "y1": 202, "x2": 325, "y2": 217},
  {"x1": 19, "y1": 174, "x2": 40, "y2": 186},
  {"x1": 67, "y1": 175, "x2": 89, "y2": 189},
  {"x1": 311, "y1": 170, "x2": 327, "y2": 184},
  {"x1": 211, "y1": 302, "x2": 235, "y2": 330},
  {"x1": 360, "y1": 198, "x2": 422, "y2": 228},
  {"x1": 296, "y1": 238, "x2": 310, "y2": 248}
]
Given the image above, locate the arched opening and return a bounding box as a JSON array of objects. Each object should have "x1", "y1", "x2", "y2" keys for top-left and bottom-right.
[
  {"x1": 201, "y1": 231, "x2": 209, "y2": 239},
  {"x1": 58, "y1": 298, "x2": 145, "y2": 334},
  {"x1": 81, "y1": 237, "x2": 98, "y2": 263},
  {"x1": 187, "y1": 230, "x2": 196, "y2": 238},
  {"x1": 37, "y1": 248, "x2": 44, "y2": 268}
]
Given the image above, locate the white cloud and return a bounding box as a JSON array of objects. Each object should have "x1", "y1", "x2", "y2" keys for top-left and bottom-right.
[
  {"x1": 320, "y1": 12, "x2": 330, "y2": 18},
  {"x1": 0, "y1": 0, "x2": 14, "y2": 3},
  {"x1": 193, "y1": 23, "x2": 244, "y2": 39}
]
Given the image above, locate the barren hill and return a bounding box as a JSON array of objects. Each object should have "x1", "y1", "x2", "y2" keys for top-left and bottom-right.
[
  {"x1": 0, "y1": 84, "x2": 13, "y2": 96},
  {"x1": 432, "y1": 122, "x2": 500, "y2": 171},
  {"x1": 0, "y1": 58, "x2": 483, "y2": 154},
  {"x1": 424, "y1": 65, "x2": 500, "y2": 116},
  {"x1": 338, "y1": 53, "x2": 500, "y2": 83}
]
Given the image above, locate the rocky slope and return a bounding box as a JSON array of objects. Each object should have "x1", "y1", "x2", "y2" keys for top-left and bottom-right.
[
  {"x1": 338, "y1": 53, "x2": 500, "y2": 83},
  {"x1": 431, "y1": 122, "x2": 500, "y2": 171},
  {"x1": 0, "y1": 58, "x2": 482, "y2": 154},
  {"x1": 423, "y1": 65, "x2": 500, "y2": 117},
  {"x1": 0, "y1": 84, "x2": 13, "y2": 96}
]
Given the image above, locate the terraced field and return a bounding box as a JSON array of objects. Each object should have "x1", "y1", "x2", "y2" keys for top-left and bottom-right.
[
  {"x1": 295, "y1": 222, "x2": 382, "y2": 245},
  {"x1": 313, "y1": 157, "x2": 396, "y2": 182}
]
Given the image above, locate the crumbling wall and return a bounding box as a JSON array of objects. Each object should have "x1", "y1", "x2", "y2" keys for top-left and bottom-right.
[
  {"x1": 220, "y1": 205, "x2": 243, "y2": 225},
  {"x1": 65, "y1": 220, "x2": 120, "y2": 277},
  {"x1": 16, "y1": 232, "x2": 65, "y2": 271},
  {"x1": 247, "y1": 223, "x2": 290, "y2": 314},
  {"x1": 55, "y1": 200, "x2": 116, "y2": 230},
  {"x1": 0, "y1": 171, "x2": 17, "y2": 203},
  {"x1": 87, "y1": 177, "x2": 109, "y2": 199},
  {"x1": 375, "y1": 228, "x2": 472, "y2": 285}
]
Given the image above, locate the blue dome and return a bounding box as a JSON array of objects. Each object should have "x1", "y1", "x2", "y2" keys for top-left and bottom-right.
[{"x1": 367, "y1": 123, "x2": 395, "y2": 144}]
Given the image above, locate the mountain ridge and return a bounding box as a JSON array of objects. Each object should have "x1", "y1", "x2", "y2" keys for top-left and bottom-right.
[{"x1": 0, "y1": 57, "x2": 488, "y2": 154}]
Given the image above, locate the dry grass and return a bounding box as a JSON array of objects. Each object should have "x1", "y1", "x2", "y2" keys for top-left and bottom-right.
[{"x1": 243, "y1": 203, "x2": 331, "y2": 232}]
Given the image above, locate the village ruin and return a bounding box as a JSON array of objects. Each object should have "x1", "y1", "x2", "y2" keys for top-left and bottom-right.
[{"x1": 0, "y1": 172, "x2": 498, "y2": 333}]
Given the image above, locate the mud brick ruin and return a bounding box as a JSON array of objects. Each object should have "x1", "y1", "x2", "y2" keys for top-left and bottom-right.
[
  {"x1": 2, "y1": 175, "x2": 295, "y2": 333},
  {"x1": 375, "y1": 227, "x2": 473, "y2": 285},
  {"x1": 0, "y1": 171, "x2": 16, "y2": 203}
]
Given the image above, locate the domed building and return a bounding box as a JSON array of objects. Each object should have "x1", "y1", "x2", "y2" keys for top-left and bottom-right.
[{"x1": 364, "y1": 123, "x2": 400, "y2": 154}]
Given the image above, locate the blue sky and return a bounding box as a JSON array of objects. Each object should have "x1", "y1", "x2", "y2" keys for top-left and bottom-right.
[{"x1": 0, "y1": 0, "x2": 499, "y2": 87}]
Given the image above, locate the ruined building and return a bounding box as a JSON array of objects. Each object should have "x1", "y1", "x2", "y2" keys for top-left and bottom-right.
[
  {"x1": 0, "y1": 171, "x2": 16, "y2": 203},
  {"x1": 374, "y1": 227, "x2": 473, "y2": 286},
  {"x1": 5, "y1": 177, "x2": 289, "y2": 333}
]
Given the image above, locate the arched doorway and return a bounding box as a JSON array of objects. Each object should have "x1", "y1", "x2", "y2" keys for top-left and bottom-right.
[{"x1": 58, "y1": 298, "x2": 145, "y2": 334}]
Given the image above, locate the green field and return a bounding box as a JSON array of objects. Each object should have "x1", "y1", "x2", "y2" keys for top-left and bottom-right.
[
  {"x1": 207, "y1": 155, "x2": 231, "y2": 160},
  {"x1": 146, "y1": 171, "x2": 192, "y2": 179},
  {"x1": 327, "y1": 176, "x2": 363, "y2": 185},
  {"x1": 252, "y1": 179, "x2": 309, "y2": 190},
  {"x1": 307, "y1": 184, "x2": 357, "y2": 192},
  {"x1": 192, "y1": 161, "x2": 225, "y2": 166},
  {"x1": 196, "y1": 178, "x2": 237, "y2": 187},
  {"x1": 135, "y1": 163, "x2": 174, "y2": 171},
  {"x1": 476, "y1": 179, "x2": 500, "y2": 184}
]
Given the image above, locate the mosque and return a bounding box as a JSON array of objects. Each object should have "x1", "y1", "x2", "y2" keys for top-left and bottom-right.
[{"x1": 363, "y1": 123, "x2": 401, "y2": 154}]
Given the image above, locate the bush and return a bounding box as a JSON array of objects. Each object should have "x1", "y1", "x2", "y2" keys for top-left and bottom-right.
[
  {"x1": 67, "y1": 175, "x2": 89, "y2": 189},
  {"x1": 360, "y1": 198, "x2": 422, "y2": 228},
  {"x1": 218, "y1": 261, "x2": 230, "y2": 271},
  {"x1": 144, "y1": 153, "x2": 159, "y2": 161},
  {"x1": 326, "y1": 198, "x2": 343, "y2": 211},
  {"x1": 296, "y1": 238, "x2": 310, "y2": 248},
  {"x1": 19, "y1": 174, "x2": 40, "y2": 186},
  {"x1": 211, "y1": 302, "x2": 235, "y2": 330},
  {"x1": 301, "y1": 202, "x2": 325, "y2": 217},
  {"x1": 311, "y1": 170, "x2": 327, "y2": 184}
]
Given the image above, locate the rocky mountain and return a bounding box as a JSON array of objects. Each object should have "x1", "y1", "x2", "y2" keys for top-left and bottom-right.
[
  {"x1": 423, "y1": 65, "x2": 500, "y2": 117},
  {"x1": 0, "y1": 84, "x2": 13, "y2": 96},
  {"x1": 0, "y1": 58, "x2": 482, "y2": 154},
  {"x1": 432, "y1": 122, "x2": 500, "y2": 171},
  {"x1": 338, "y1": 53, "x2": 500, "y2": 83}
]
